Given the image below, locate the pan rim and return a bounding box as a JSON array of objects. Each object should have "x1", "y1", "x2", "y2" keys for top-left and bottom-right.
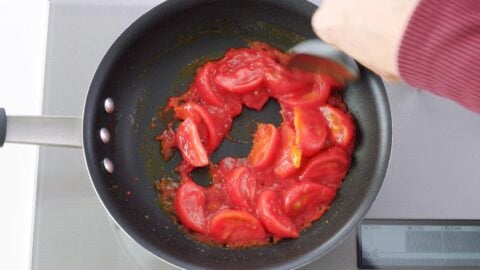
[{"x1": 83, "y1": 0, "x2": 392, "y2": 269}]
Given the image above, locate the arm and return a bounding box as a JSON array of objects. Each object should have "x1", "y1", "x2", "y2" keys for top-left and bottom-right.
[
  {"x1": 398, "y1": 0, "x2": 480, "y2": 113},
  {"x1": 312, "y1": 0, "x2": 480, "y2": 113}
]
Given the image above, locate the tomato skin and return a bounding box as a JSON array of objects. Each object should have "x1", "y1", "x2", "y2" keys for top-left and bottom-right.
[
  {"x1": 174, "y1": 102, "x2": 220, "y2": 151},
  {"x1": 195, "y1": 62, "x2": 224, "y2": 107},
  {"x1": 209, "y1": 209, "x2": 266, "y2": 247},
  {"x1": 283, "y1": 182, "x2": 336, "y2": 217},
  {"x1": 256, "y1": 189, "x2": 299, "y2": 238},
  {"x1": 293, "y1": 107, "x2": 328, "y2": 157},
  {"x1": 274, "y1": 124, "x2": 302, "y2": 178},
  {"x1": 265, "y1": 69, "x2": 314, "y2": 98},
  {"x1": 281, "y1": 74, "x2": 331, "y2": 108},
  {"x1": 175, "y1": 118, "x2": 209, "y2": 167},
  {"x1": 320, "y1": 105, "x2": 355, "y2": 149},
  {"x1": 213, "y1": 49, "x2": 273, "y2": 101},
  {"x1": 248, "y1": 124, "x2": 280, "y2": 170},
  {"x1": 174, "y1": 180, "x2": 207, "y2": 233},
  {"x1": 300, "y1": 147, "x2": 349, "y2": 188},
  {"x1": 225, "y1": 166, "x2": 256, "y2": 213},
  {"x1": 214, "y1": 68, "x2": 264, "y2": 94}
]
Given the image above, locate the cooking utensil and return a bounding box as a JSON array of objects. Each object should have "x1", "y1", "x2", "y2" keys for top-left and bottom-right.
[
  {"x1": 0, "y1": 0, "x2": 391, "y2": 269},
  {"x1": 289, "y1": 39, "x2": 360, "y2": 85}
]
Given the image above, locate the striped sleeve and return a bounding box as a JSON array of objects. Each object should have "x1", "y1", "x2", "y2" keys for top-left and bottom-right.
[{"x1": 398, "y1": 0, "x2": 480, "y2": 113}]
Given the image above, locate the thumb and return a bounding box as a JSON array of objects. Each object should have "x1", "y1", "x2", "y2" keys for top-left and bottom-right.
[{"x1": 311, "y1": 8, "x2": 337, "y2": 45}]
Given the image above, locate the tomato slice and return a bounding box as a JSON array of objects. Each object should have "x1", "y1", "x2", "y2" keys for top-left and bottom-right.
[
  {"x1": 242, "y1": 88, "x2": 270, "y2": 111},
  {"x1": 174, "y1": 102, "x2": 220, "y2": 151},
  {"x1": 209, "y1": 209, "x2": 266, "y2": 247},
  {"x1": 248, "y1": 123, "x2": 280, "y2": 170},
  {"x1": 225, "y1": 166, "x2": 256, "y2": 212},
  {"x1": 265, "y1": 69, "x2": 314, "y2": 98},
  {"x1": 256, "y1": 189, "x2": 299, "y2": 238},
  {"x1": 174, "y1": 180, "x2": 207, "y2": 233},
  {"x1": 223, "y1": 94, "x2": 243, "y2": 117},
  {"x1": 248, "y1": 41, "x2": 291, "y2": 65},
  {"x1": 293, "y1": 107, "x2": 328, "y2": 157},
  {"x1": 281, "y1": 75, "x2": 331, "y2": 108},
  {"x1": 195, "y1": 62, "x2": 224, "y2": 107},
  {"x1": 300, "y1": 147, "x2": 349, "y2": 188},
  {"x1": 283, "y1": 182, "x2": 336, "y2": 217},
  {"x1": 320, "y1": 105, "x2": 355, "y2": 149},
  {"x1": 175, "y1": 118, "x2": 209, "y2": 167},
  {"x1": 274, "y1": 124, "x2": 302, "y2": 178},
  {"x1": 214, "y1": 68, "x2": 264, "y2": 94}
]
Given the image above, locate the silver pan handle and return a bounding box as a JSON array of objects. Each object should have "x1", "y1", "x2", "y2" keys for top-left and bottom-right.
[{"x1": 0, "y1": 108, "x2": 82, "y2": 148}]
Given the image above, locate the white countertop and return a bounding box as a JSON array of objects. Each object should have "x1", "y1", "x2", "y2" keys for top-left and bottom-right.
[{"x1": 0, "y1": 1, "x2": 49, "y2": 269}]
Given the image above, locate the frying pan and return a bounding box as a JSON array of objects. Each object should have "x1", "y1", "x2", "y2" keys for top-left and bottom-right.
[{"x1": 0, "y1": 0, "x2": 391, "y2": 269}]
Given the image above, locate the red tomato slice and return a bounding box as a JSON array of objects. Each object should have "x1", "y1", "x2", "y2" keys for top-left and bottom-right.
[
  {"x1": 320, "y1": 105, "x2": 355, "y2": 148},
  {"x1": 247, "y1": 123, "x2": 280, "y2": 170},
  {"x1": 175, "y1": 118, "x2": 209, "y2": 167},
  {"x1": 174, "y1": 180, "x2": 207, "y2": 233},
  {"x1": 265, "y1": 69, "x2": 314, "y2": 98},
  {"x1": 248, "y1": 41, "x2": 291, "y2": 65},
  {"x1": 300, "y1": 147, "x2": 349, "y2": 188},
  {"x1": 256, "y1": 189, "x2": 299, "y2": 238},
  {"x1": 225, "y1": 166, "x2": 256, "y2": 212},
  {"x1": 174, "y1": 102, "x2": 220, "y2": 151},
  {"x1": 209, "y1": 209, "x2": 266, "y2": 247},
  {"x1": 283, "y1": 182, "x2": 336, "y2": 217},
  {"x1": 223, "y1": 94, "x2": 243, "y2": 117},
  {"x1": 214, "y1": 68, "x2": 264, "y2": 94},
  {"x1": 274, "y1": 124, "x2": 302, "y2": 178},
  {"x1": 293, "y1": 107, "x2": 328, "y2": 157},
  {"x1": 242, "y1": 88, "x2": 270, "y2": 111},
  {"x1": 281, "y1": 74, "x2": 331, "y2": 108},
  {"x1": 195, "y1": 62, "x2": 224, "y2": 107}
]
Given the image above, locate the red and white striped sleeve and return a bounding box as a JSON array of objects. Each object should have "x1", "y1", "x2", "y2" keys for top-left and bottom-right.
[{"x1": 398, "y1": 0, "x2": 480, "y2": 113}]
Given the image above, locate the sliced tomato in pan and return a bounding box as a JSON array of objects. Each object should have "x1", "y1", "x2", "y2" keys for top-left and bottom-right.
[
  {"x1": 320, "y1": 105, "x2": 355, "y2": 149},
  {"x1": 225, "y1": 166, "x2": 256, "y2": 213},
  {"x1": 214, "y1": 68, "x2": 264, "y2": 94},
  {"x1": 195, "y1": 62, "x2": 224, "y2": 107},
  {"x1": 209, "y1": 209, "x2": 266, "y2": 247},
  {"x1": 281, "y1": 74, "x2": 331, "y2": 108},
  {"x1": 248, "y1": 123, "x2": 280, "y2": 170},
  {"x1": 175, "y1": 118, "x2": 209, "y2": 167},
  {"x1": 174, "y1": 102, "x2": 220, "y2": 151},
  {"x1": 265, "y1": 69, "x2": 314, "y2": 98},
  {"x1": 241, "y1": 88, "x2": 270, "y2": 111},
  {"x1": 273, "y1": 124, "x2": 302, "y2": 179},
  {"x1": 293, "y1": 106, "x2": 328, "y2": 157},
  {"x1": 174, "y1": 180, "x2": 207, "y2": 233},
  {"x1": 300, "y1": 146, "x2": 349, "y2": 188},
  {"x1": 256, "y1": 189, "x2": 299, "y2": 238},
  {"x1": 283, "y1": 182, "x2": 336, "y2": 217}
]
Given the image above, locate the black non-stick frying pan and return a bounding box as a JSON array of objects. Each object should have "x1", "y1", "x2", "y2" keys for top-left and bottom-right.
[{"x1": 0, "y1": 0, "x2": 391, "y2": 269}]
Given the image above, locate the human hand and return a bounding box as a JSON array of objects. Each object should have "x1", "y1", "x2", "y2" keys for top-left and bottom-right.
[{"x1": 311, "y1": 0, "x2": 420, "y2": 81}]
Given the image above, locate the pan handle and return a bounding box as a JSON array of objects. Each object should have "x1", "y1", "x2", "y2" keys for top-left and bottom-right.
[{"x1": 0, "y1": 108, "x2": 82, "y2": 148}]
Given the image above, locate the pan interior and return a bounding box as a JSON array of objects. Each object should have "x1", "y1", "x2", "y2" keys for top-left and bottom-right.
[{"x1": 83, "y1": 0, "x2": 390, "y2": 269}]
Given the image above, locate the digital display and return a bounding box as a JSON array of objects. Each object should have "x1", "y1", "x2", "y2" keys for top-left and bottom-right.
[{"x1": 358, "y1": 220, "x2": 480, "y2": 269}]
